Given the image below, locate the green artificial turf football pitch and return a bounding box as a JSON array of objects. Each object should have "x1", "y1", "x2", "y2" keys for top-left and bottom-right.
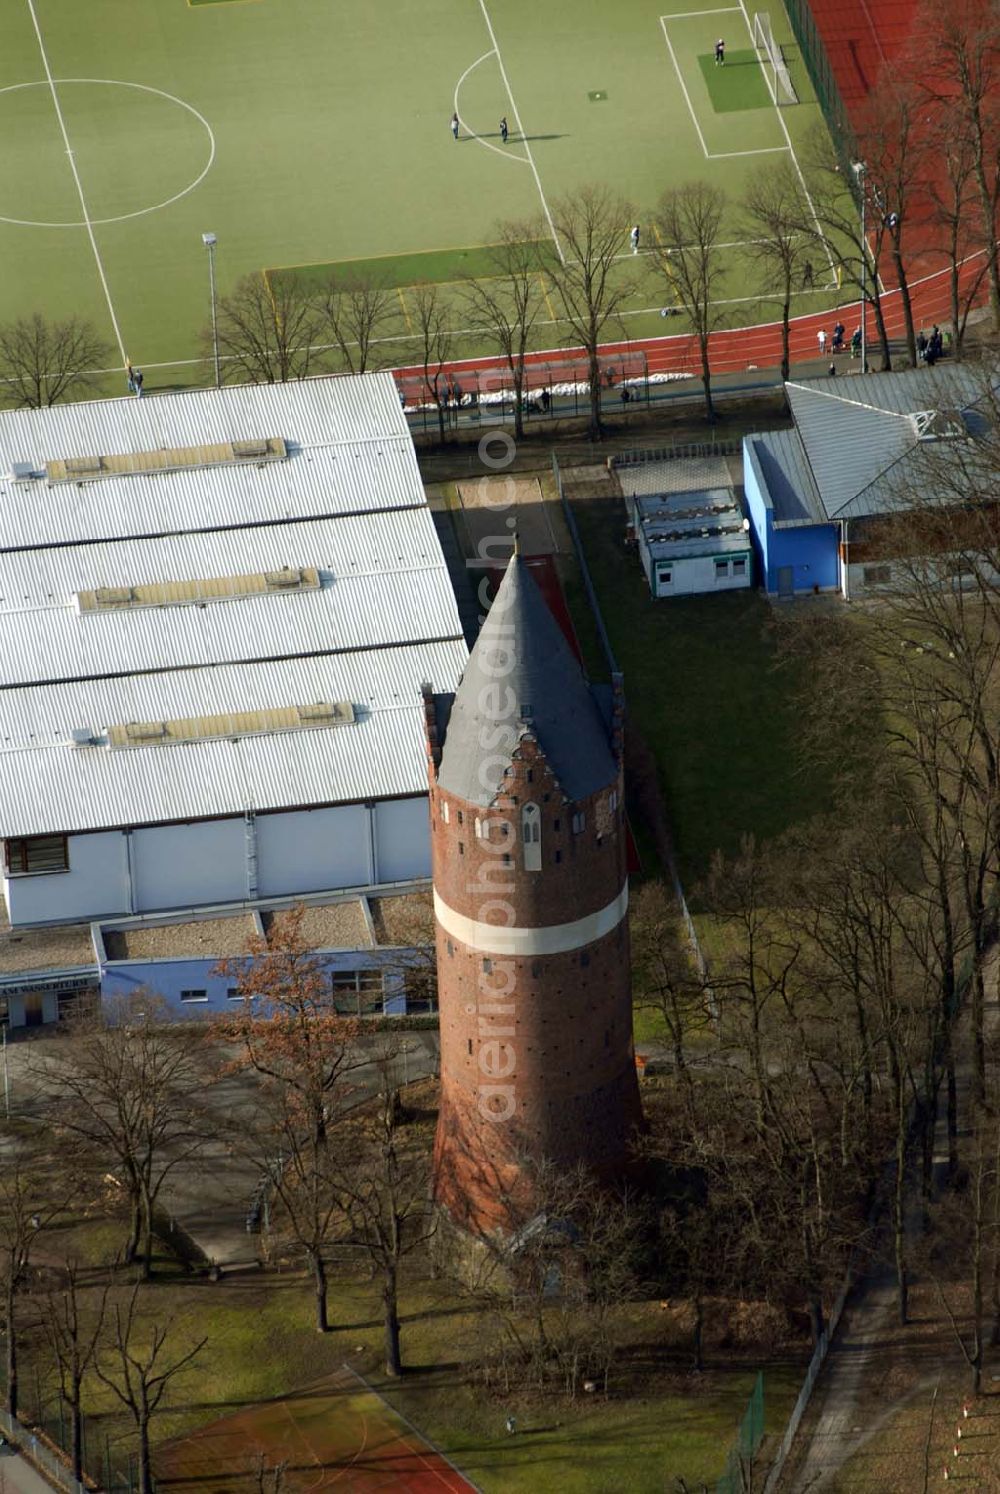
[{"x1": 0, "y1": 0, "x2": 828, "y2": 390}]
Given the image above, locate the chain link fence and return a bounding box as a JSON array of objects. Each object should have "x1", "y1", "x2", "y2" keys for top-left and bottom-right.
[
  {"x1": 716, "y1": 1372, "x2": 765, "y2": 1494},
  {"x1": 782, "y1": 0, "x2": 850, "y2": 159},
  {"x1": 398, "y1": 351, "x2": 652, "y2": 435},
  {"x1": 1, "y1": 1374, "x2": 148, "y2": 1494}
]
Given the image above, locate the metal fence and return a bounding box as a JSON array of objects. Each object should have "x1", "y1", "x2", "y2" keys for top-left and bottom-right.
[
  {"x1": 716, "y1": 1372, "x2": 765, "y2": 1494},
  {"x1": 612, "y1": 439, "x2": 741, "y2": 467},
  {"x1": 552, "y1": 452, "x2": 715, "y2": 997},
  {"x1": 2, "y1": 1380, "x2": 148, "y2": 1494},
  {"x1": 782, "y1": 0, "x2": 849, "y2": 157},
  {"x1": 398, "y1": 351, "x2": 651, "y2": 435},
  {"x1": 0, "y1": 1404, "x2": 87, "y2": 1494}
]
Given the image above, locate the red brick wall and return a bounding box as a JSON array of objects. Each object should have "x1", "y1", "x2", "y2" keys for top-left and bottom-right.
[{"x1": 429, "y1": 731, "x2": 644, "y2": 1236}]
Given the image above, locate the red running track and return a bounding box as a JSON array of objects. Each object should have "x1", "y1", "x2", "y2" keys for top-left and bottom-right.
[
  {"x1": 807, "y1": 0, "x2": 918, "y2": 107},
  {"x1": 393, "y1": 250, "x2": 986, "y2": 392}
]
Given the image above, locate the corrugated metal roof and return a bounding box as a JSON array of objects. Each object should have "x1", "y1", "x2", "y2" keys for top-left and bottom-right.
[
  {"x1": 0, "y1": 372, "x2": 408, "y2": 466},
  {"x1": 0, "y1": 374, "x2": 421, "y2": 550},
  {"x1": 0, "y1": 374, "x2": 469, "y2": 838},
  {"x1": 785, "y1": 366, "x2": 991, "y2": 521},
  {"x1": 0, "y1": 641, "x2": 466, "y2": 837},
  {"x1": 0, "y1": 511, "x2": 459, "y2": 685},
  {"x1": 748, "y1": 431, "x2": 826, "y2": 525}
]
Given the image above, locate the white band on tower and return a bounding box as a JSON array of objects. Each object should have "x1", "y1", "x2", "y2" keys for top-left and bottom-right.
[{"x1": 433, "y1": 884, "x2": 628, "y2": 957}]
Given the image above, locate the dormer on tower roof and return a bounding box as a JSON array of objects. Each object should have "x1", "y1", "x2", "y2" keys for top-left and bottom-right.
[{"x1": 436, "y1": 555, "x2": 616, "y2": 808}]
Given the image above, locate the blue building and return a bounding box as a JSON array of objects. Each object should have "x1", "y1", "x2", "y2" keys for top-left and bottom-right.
[
  {"x1": 743, "y1": 366, "x2": 990, "y2": 598},
  {"x1": 0, "y1": 891, "x2": 434, "y2": 1029}
]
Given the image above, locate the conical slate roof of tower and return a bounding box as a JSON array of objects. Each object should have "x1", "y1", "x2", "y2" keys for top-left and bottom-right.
[{"x1": 437, "y1": 555, "x2": 617, "y2": 808}]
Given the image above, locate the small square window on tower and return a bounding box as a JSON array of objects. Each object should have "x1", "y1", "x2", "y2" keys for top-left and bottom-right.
[{"x1": 571, "y1": 811, "x2": 585, "y2": 834}]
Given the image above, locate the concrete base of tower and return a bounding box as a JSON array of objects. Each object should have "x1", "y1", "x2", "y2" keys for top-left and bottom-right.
[{"x1": 429, "y1": 1200, "x2": 514, "y2": 1289}]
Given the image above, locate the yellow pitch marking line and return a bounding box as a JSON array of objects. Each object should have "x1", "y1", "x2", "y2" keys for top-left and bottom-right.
[
  {"x1": 396, "y1": 286, "x2": 414, "y2": 334},
  {"x1": 652, "y1": 224, "x2": 683, "y2": 308},
  {"x1": 264, "y1": 239, "x2": 541, "y2": 280},
  {"x1": 538, "y1": 271, "x2": 557, "y2": 323}
]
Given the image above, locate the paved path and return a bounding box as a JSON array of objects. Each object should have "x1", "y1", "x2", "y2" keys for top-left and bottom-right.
[
  {"x1": 3, "y1": 1029, "x2": 440, "y2": 1271},
  {"x1": 0, "y1": 1442, "x2": 67, "y2": 1494}
]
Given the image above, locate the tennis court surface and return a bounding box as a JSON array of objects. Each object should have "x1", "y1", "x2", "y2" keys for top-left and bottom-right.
[{"x1": 154, "y1": 1365, "x2": 478, "y2": 1493}]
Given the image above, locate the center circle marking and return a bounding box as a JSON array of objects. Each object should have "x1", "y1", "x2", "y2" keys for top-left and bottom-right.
[{"x1": 0, "y1": 79, "x2": 215, "y2": 228}]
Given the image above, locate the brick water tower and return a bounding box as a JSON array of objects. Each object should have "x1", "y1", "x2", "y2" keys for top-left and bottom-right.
[{"x1": 422, "y1": 552, "x2": 644, "y2": 1238}]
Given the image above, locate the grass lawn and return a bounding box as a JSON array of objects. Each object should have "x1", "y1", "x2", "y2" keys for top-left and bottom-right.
[
  {"x1": 566, "y1": 487, "x2": 836, "y2": 892},
  {"x1": 0, "y1": 0, "x2": 830, "y2": 390},
  {"x1": 22, "y1": 1208, "x2": 805, "y2": 1494}
]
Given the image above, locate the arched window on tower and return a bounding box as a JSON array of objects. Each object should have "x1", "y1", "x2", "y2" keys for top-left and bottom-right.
[{"x1": 522, "y1": 802, "x2": 541, "y2": 871}]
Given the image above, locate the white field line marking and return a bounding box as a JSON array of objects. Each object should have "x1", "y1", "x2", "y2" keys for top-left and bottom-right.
[
  {"x1": 454, "y1": 50, "x2": 531, "y2": 164},
  {"x1": 477, "y1": 0, "x2": 564, "y2": 262},
  {"x1": 712, "y1": 145, "x2": 788, "y2": 157},
  {"x1": 0, "y1": 79, "x2": 215, "y2": 227},
  {"x1": 25, "y1": 0, "x2": 126, "y2": 362},
  {"x1": 660, "y1": 14, "x2": 791, "y2": 160},
  {"x1": 665, "y1": 5, "x2": 741, "y2": 14},
  {"x1": 659, "y1": 16, "x2": 711, "y2": 158},
  {"x1": 735, "y1": 0, "x2": 836, "y2": 278}
]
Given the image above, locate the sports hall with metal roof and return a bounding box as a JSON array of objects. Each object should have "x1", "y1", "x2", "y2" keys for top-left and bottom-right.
[{"x1": 0, "y1": 373, "x2": 466, "y2": 839}]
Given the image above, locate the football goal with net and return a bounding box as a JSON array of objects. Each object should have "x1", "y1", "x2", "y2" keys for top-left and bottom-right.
[{"x1": 752, "y1": 11, "x2": 798, "y2": 106}]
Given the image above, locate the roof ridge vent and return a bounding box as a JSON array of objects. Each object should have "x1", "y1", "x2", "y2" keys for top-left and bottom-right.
[
  {"x1": 109, "y1": 701, "x2": 357, "y2": 749},
  {"x1": 910, "y1": 408, "x2": 966, "y2": 441}
]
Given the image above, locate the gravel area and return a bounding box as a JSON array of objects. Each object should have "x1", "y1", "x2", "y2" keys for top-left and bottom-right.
[
  {"x1": 260, "y1": 900, "x2": 371, "y2": 949},
  {"x1": 105, "y1": 916, "x2": 255, "y2": 961},
  {"x1": 369, "y1": 892, "x2": 434, "y2": 946},
  {"x1": 0, "y1": 921, "x2": 96, "y2": 973}
]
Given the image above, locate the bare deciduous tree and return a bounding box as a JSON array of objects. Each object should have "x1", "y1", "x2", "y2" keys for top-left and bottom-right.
[
  {"x1": 471, "y1": 1158, "x2": 646, "y2": 1398},
  {"x1": 95, "y1": 1285, "x2": 207, "y2": 1494},
  {"x1": 651, "y1": 183, "x2": 727, "y2": 422},
  {"x1": 37, "y1": 998, "x2": 210, "y2": 1278},
  {"x1": 210, "y1": 272, "x2": 326, "y2": 384},
  {"x1": 45, "y1": 1264, "x2": 108, "y2": 1480},
  {"x1": 461, "y1": 223, "x2": 546, "y2": 439},
  {"x1": 542, "y1": 187, "x2": 635, "y2": 439},
  {"x1": 335, "y1": 1048, "x2": 435, "y2": 1375},
  {"x1": 630, "y1": 881, "x2": 713, "y2": 1109},
  {"x1": 0, "y1": 1151, "x2": 63, "y2": 1418},
  {"x1": 0, "y1": 314, "x2": 111, "y2": 408},
  {"x1": 740, "y1": 162, "x2": 816, "y2": 381},
  {"x1": 915, "y1": 0, "x2": 1000, "y2": 330},
  {"x1": 924, "y1": 112, "x2": 987, "y2": 357},
  {"x1": 408, "y1": 283, "x2": 452, "y2": 444},
  {"x1": 315, "y1": 274, "x2": 398, "y2": 373},
  {"x1": 216, "y1": 908, "x2": 360, "y2": 1330},
  {"x1": 850, "y1": 79, "x2": 929, "y2": 366}
]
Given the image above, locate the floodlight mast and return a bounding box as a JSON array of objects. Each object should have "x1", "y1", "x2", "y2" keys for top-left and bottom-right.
[
  {"x1": 202, "y1": 232, "x2": 220, "y2": 389},
  {"x1": 851, "y1": 162, "x2": 867, "y2": 374}
]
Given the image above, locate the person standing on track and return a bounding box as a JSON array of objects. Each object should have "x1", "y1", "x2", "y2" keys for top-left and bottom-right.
[
  {"x1": 500, "y1": 116, "x2": 509, "y2": 143},
  {"x1": 715, "y1": 37, "x2": 725, "y2": 65},
  {"x1": 817, "y1": 328, "x2": 828, "y2": 356},
  {"x1": 451, "y1": 112, "x2": 460, "y2": 140}
]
